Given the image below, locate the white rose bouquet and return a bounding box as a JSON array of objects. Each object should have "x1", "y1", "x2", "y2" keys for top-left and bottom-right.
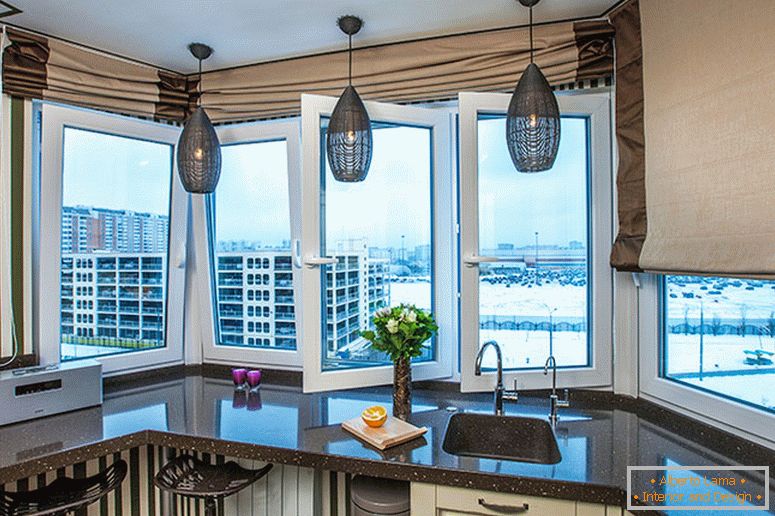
[{"x1": 361, "y1": 304, "x2": 438, "y2": 362}]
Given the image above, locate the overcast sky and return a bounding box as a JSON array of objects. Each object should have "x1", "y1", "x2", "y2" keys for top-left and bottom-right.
[
  {"x1": 478, "y1": 116, "x2": 588, "y2": 249},
  {"x1": 62, "y1": 127, "x2": 171, "y2": 215},
  {"x1": 64, "y1": 116, "x2": 588, "y2": 251}
]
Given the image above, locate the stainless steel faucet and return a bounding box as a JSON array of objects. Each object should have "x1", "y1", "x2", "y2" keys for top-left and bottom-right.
[
  {"x1": 543, "y1": 355, "x2": 570, "y2": 423},
  {"x1": 475, "y1": 340, "x2": 518, "y2": 415}
]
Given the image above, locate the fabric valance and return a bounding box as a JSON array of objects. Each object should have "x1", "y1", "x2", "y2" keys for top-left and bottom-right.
[
  {"x1": 2, "y1": 28, "x2": 189, "y2": 122},
  {"x1": 197, "y1": 20, "x2": 613, "y2": 123},
  {"x1": 2, "y1": 20, "x2": 613, "y2": 124}
]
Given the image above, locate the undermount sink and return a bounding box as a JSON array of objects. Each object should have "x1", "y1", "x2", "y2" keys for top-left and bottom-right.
[{"x1": 442, "y1": 413, "x2": 561, "y2": 464}]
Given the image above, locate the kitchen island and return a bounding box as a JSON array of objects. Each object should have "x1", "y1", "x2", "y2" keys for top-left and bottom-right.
[{"x1": 0, "y1": 373, "x2": 772, "y2": 514}]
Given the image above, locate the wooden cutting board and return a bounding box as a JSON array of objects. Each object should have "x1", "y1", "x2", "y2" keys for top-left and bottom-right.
[{"x1": 342, "y1": 416, "x2": 427, "y2": 450}]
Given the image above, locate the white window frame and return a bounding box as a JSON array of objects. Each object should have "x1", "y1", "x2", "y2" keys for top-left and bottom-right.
[
  {"x1": 299, "y1": 94, "x2": 456, "y2": 392},
  {"x1": 0, "y1": 95, "x2": 12, "y2": 360},
  {"x1": 458, "y1": 92, "x2": 613, "y2": 392},
  {"x1": 195, "y1": 119, "x2": 304, "y2": 368},
  {"x1": 36, "y1": 103, "x2": 187, "y2": 375},
  {"x1": 638, "y1": 273, "x2": 775, "y2": 448}
]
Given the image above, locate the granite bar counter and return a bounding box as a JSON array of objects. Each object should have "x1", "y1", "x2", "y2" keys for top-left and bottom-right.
[{"x1": 0, "y1": 374, "x2": 772, "y2": 512}]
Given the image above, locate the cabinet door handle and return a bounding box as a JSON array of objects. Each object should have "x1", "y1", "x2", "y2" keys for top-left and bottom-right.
[{"x1": 478, "y1": 498, "x2": 529, "y2": 514}]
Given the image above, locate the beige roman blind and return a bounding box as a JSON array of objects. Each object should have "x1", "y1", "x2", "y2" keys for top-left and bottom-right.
[
  {"x1": 611, "y1": 0, "x2": 775, "y2": 277},
  {"x1": 2, "y1": 21, "x2": 613, "y2": 125},
  {"x1": 2, "y1": 28, "x2": 189, "y2": 122},
  {"x1": 197, "y1": 20, "x2": 613, "y2": 123}
]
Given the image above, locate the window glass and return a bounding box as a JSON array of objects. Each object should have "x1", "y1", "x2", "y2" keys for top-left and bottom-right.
[
  {"x1": 320, "y1": 121, "x2": 433, "y2": 370},
  {"x1": 476, "y1": 116, "x2": 590, "y2": 370},
  {"x1": 60, "y1": 128, "x2": 172, "y2": 360},
  {"x1": 213, "y1": 140, "x2": 296, "y2": 349},
  {"x1": 663, "y1": 275, "x2": 775, "y2": 412}
]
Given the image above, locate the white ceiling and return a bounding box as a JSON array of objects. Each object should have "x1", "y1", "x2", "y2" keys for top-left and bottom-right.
[{"x1": 6, "y1": 0, "x2": 618, "y2": 74}]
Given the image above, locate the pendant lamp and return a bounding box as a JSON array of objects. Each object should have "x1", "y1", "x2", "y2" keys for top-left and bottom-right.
[
  {"x1": 177, "y1": 43, "x2": 222, "y2": 193},
  {"x1": 506, "y1": 0, "x2": 561, "y2": 173},
  {"x1": 326, "y1": 15, "x2": 372, "y2": 182}
]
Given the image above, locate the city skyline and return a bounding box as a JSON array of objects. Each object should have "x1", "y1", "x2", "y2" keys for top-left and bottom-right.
[
  {"x1": 62, "y1": 205, "x2": 169, "y2": 255},
  {"x1": 63, "y1": 202, "x2": 588, "y2": 256}
]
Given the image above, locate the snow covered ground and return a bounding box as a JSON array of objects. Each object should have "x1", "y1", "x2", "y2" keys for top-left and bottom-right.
[
  {"x1": 392, "y1": 275, "x2": 774, "y2": 411},
  {"x1": 390, "y1": 279, "x2": 586, "y2": 319},
  {"x1": 666, "y1": 276, "x2": 775, "y2": 322},
  {"x1": 391, "y1": 279, "x2": 588, "y2": 369},
  {"x1": 678, "y1": 374, "x2": 775, "y2": 410}
]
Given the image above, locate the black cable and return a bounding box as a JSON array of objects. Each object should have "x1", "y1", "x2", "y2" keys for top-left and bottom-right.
[
  {"x1": 348, "y1": 34, "x2": 353, "y2": 86},
  {"x1": 529, "y1": 6, "x2": 534, "y2": 63},
  {"x1": 198, "y1": 58, "x2": 203, "y2": 107}
]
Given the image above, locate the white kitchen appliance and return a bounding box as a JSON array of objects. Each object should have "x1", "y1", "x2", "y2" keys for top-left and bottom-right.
[{"x1": 0, "y1": 359, "x2": 102, "y2": 426}]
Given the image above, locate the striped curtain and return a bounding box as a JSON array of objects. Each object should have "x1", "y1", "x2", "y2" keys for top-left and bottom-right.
[
  {"x1": 2, "y1": 20, "x2": 613, "y2": 125},
  {"x1": 198, "y1": 20, "x2": 613, "y2": 123},
  {"x1": 2, "y1": 28, "x2": 189, "y2": 122}
]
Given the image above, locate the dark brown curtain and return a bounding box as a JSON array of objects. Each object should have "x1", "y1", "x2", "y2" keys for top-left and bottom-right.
[{"x1": 608, "y1": 0, "x2": 646, "y2": 272}]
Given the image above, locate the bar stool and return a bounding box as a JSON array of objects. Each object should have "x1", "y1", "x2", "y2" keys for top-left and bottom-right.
[
  {"x1": 0, "y1": 460, "x2": 127, "y2": 516},
  {"x1": 154, "y1": 454, "x2": 272, "y2": 516}
]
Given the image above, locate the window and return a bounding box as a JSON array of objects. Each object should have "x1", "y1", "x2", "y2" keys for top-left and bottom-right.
[
  {"x1": 300, "y1": 94, "x2": 454, "y2": 392},
  {"x1": 214, "y1": 139, "x2": 292, "y2": 349},
  {"x1": 639, "y1": 271, "x2": 774, "y2": 444},
  {"x1": 475, "y1": 115, "x2": 590, "y2": 370},
  {"x1": 319, "y1": 122, "x2": 433, "y2": 370},
  {"x1": 198, "y1": 120, "x2": 302, "y2": 367},
  {"x1": 459, "y1": 92, "x2": 612, "y2": 391},
  {"x1": 37, "y1": 103, "x2": 186, "y2": 373},
  {"x1": 662, "y1": 275, "x2": 775, "y2": 413}
]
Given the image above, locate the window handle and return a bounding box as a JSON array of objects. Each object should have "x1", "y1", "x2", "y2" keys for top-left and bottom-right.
[
  {"x1": 292, "y1": 239, "x2": 303, "y2": 269},
  {"x1": 463, "y1": 255, "x2": 523, "y2": 267},
  {"x1": 173, "y1": 250, "x2": 186, "y2": 270},
  {"x1": 303, "y1": 256, "x2": 337, "y2": 268}
]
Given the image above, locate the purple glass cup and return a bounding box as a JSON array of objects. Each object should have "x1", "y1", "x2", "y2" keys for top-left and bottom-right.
[
  {"x1": 232, "y1": 390, "x2": 247, "y2": 409},
  {"x1": 247, "y1": 391, "x2": 262, "y2": 411},
  {"x1": 232, "y1": 368, "x2": 248, "y2": 390},
  {"x1": 246, "y1": 370, "x2": 262, "y2": 391}
]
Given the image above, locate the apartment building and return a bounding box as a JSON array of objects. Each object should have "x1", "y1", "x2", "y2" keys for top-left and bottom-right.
[
  {"x1": 60, "y1": 254, "x2": 166, "y2": 350},
  {"x1": 62, "y1": 206, "x2": 169, "y2": 254},
  {"x1": 215, "y1": 249, "x2": 388, "y2": 358}
]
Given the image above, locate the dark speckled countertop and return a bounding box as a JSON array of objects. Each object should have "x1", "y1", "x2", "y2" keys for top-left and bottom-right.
[{"x1": 0, "y1": 375, "x2": 772, "y2": 511}]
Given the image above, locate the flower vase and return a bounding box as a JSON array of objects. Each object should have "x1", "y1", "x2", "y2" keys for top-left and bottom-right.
[{"x1": 393, "y1": 356, "x2": 412, "y2": 421}]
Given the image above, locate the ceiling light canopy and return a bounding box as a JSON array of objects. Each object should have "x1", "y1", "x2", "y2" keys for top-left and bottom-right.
[
  {"x1": 506, "y1": 0, "x2": 561, "y2": 173},
  {"x1": 326, "y1": 15, "x2": 373, "y2": 183},
  {"x1": 177, "y1": 43, "x2": 222, "y2": 194}
]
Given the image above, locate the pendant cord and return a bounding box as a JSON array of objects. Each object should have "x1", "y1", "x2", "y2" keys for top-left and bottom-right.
[
  {"x1": 197, "y1": 58, "x2": 203, "y2": 108},
  {"x1": 529, "y1": 6, "x2": 534, "y2": 64},
  {"x1": 348, "y1": 34, "x2": 353, "y2": 87}
]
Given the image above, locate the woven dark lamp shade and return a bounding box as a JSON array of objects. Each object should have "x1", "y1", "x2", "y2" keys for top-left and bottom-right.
[
  {"x1": 177, "y1": 106, "x2": 222, "y2": 193},
  {"x1": 326, "y1": 15, "x2": 373, "y2": 183},
  {"x1": 327, "y1": 85, "x2": 373, "y2": 182},
  {"x1": 177, "y1": 43, "x2": 222, "y2": 194},
  {"x1": 506, "y1": 62, "x2": 561, "y2": 173}
]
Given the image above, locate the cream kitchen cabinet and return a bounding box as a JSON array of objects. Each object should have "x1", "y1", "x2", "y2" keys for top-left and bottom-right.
[{"x1": 411, "y1": 483, "x2": 629, "y2": 516}]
